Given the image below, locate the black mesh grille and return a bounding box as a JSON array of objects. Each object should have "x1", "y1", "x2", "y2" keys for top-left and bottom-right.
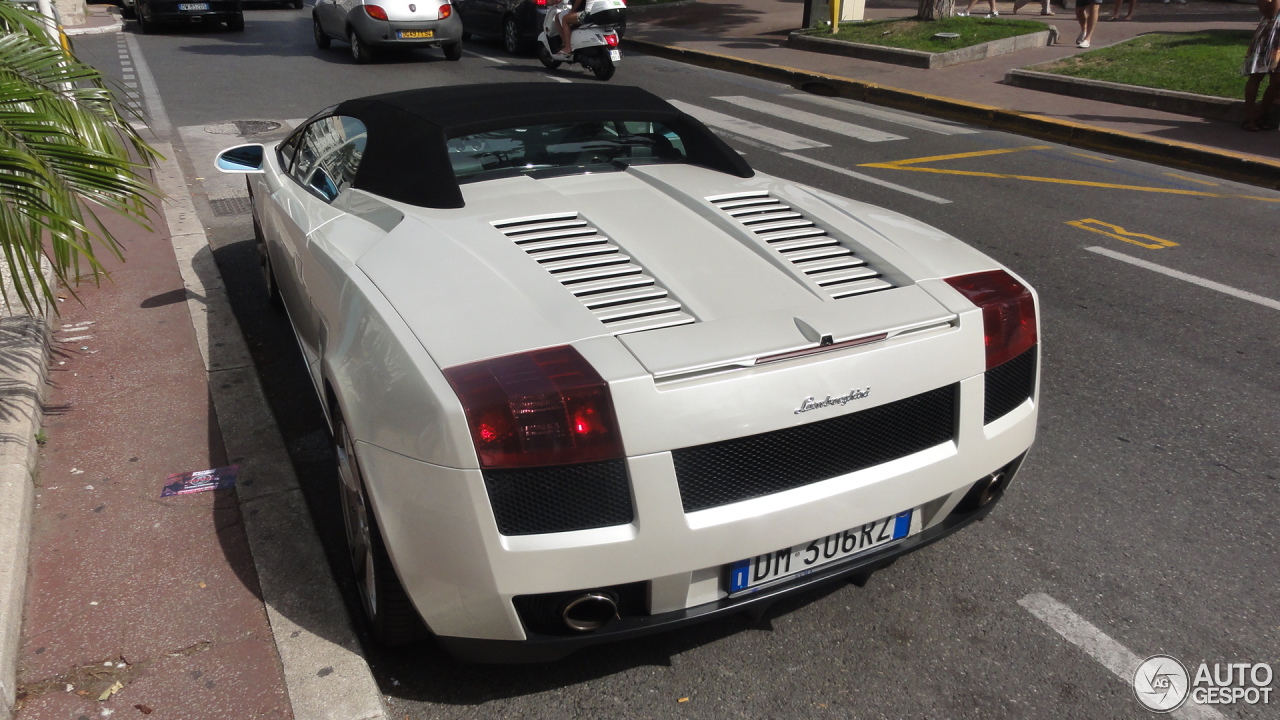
[
  {"x1": 984, "y1": 346, "x2": 1037, "y2": 424},
  {"x1": 672, "y1": 385, "x2": 958, "y2": 513},
  {"x1": 484, "y1": 459, "x2": 633, "y2": 536}
]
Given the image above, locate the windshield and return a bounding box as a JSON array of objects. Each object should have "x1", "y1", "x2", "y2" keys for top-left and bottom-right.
[{"x1": 447, "y1": 120, "x2": 688, "y2": 183}]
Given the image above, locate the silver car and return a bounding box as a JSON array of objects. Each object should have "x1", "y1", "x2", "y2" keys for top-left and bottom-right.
[{"x1": 313, "y1": 0, "x2": 463, "y2": 63}]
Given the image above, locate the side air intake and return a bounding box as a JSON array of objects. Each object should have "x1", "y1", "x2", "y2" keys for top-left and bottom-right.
[
  {"x1": 708, "y1": 191, "x2": 895, "y2": 300},
  {"x1": 494, "y1": 212, "x2": 696, "y2": 335}
]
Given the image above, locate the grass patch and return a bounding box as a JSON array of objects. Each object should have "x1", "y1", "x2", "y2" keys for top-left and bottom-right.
[
  {"x1": 801, "y1": 17, "x2": 1049, "y2": 53},
  {"x1": 1036, "y1": 30, "x2": 1251, "y2": 99}
]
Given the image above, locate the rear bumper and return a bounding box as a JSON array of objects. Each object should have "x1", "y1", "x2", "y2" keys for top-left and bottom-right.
[
  {"x1": 349, "y1": 11, "x2": 463, "y2": 47},
  {"x1": 435, "y1": 465, "x2": 1016, "y2": 663},
  {"x1": 144, "y1": 0, "x2": 241, "y2": 21}
]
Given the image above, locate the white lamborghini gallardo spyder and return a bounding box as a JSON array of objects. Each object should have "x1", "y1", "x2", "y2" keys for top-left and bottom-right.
[{"x1": 215, "y1": 82, "x2": 1040, "y2": 662}]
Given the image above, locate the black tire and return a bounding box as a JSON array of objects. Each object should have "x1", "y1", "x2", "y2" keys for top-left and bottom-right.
[
  {"x1": 334, "y1": 410, "x2": 429, "y2": 646},
  {"x1": 226, "y1": 12, "x2": 244, "y2": 31},
  {"x1": 442, "y1": 41, "x2": 462, "y2": 61},
  {"x1": 590, "y1": 52, "x2": 615, "y2": 81},
  {"x1": 349, "y1": 29, "x2": 374, "y2": 63},
  {"x1": 501, "y1": 15, "x2": 525, "y2": 55},
  {"x1": 136, "y1": 8, "x2": 151, "y2": 33},
  {"x1": 313, "y1": 15, "x2": 330, "y2": 48},
  {"x1": 122, "y1": 4, "x2": 135, "y2": 18},
  {"x1": 538, "y1": 43, "x2": 561, "y2": 69},
  {"x1": 291, "y1": 0, "x2": 303, "y2": 7}
]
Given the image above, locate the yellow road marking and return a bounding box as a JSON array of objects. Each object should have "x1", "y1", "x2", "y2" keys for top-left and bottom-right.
[
  {"x1": 1066, "y1": 219, "x2": 1179, "y2": 250},
  {"x1": 1071, "y1": 153, "x2": 1115, "y2": 162},
  {"x1": 863, "y1": 146, "x2": 1052, "y2": 167},
  {"x1": 859, "y1": 147, "x2": 1280, "y2": 203},
  {"x1": 1162, "y1": 172, "x2": 1220, "y2": 187}
]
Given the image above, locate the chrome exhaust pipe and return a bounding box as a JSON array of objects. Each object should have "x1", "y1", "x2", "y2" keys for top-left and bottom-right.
[
  {"x1": 560, "y1": 593, "x2": 618, "y2": 632},
  {"x1": 974, "y1": 471, "x2": 1005, "y2": 508}
]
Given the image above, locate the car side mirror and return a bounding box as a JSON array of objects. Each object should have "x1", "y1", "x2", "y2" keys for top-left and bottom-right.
[{"x1": 215, "y1": 143, "x2": 266, "y2": 173}]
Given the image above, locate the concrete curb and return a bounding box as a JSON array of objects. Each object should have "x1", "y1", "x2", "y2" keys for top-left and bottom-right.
[
  {"x1": 153, "y1": 138, "x2": 390, "y2": 720},
  {"x1": 1005, "y1": 67, "x2": 1242, "y2": 122},
  {"x1": 623, "y1": 38, "x2": 1280, "y2": 190},
  {"x1": 787, "y1": 27, "x2": 1055, "y2": 69},
  {"x1": 0, "y1": 273, "x2": 53, "y2": 717},
  {"x1": 64, "y1": 16, "x2": 123, "y2": 36}
]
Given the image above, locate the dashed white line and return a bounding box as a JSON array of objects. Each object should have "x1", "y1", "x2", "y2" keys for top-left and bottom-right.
[
  {"x1": 780, "y1": 152, "x2": 951, "y2": 204},
  {"x1": 1019, "y1": 593, "x2": 1224, "y2": 720},
  {"x1": 1086, "y1": 246, "x2": 1280, "y2": 311},
  {"x1": 465, "y1": 51, "x2": 508, "y2": 64},
  {"x1": 714, "y1": 95, "x2": 906, "y2": 143}
]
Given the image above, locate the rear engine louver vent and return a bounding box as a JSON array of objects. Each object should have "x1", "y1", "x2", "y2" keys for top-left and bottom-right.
[
  {"x1": 708, "y1": 191, "x2": 894, "y2": 300},
  {"x1": 494, "y1": 212, "x2": 696, "y2": 335}
]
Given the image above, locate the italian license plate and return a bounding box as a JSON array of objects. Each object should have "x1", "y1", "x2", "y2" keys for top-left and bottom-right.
[
  {"x1": 397, "y1": 29, "x2": 434, "y2": 39},
  {"x1": 609, "y1": 49, "x2": 621, "y2": 61},
  {"x1": 178, "y1": 2, "x2": 208, "y2": 9},
  {"x1": 728, "y1": 510, "x2": 918, "y2": 596}
]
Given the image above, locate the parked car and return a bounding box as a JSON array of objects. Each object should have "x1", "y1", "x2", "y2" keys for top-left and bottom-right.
[
  {"x1": 312, "y1": 0, "x2": 463, "y2": 63},
  {"x1": 454, "y1": 0, "x2": 545, "y2": 55},
  {"x1": 213, "y1": 83, "x2": 1040, "y2": 662},
  {"x1": 134, "y1": 0, "x2": 244, "y2": 32}
]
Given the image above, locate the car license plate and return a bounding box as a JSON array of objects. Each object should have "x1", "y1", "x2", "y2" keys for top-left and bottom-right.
[
  {"x1": 728, "y1": 510, "x2": 918, "y2": 596},
  {"x1": 609, "y1": 49, "x2": 621, "y2": 61},
  {"x1": 397, "y1": 29, "x2": 434, "y2": 39},
  {"x1": 178, "y1": 2, "x2": 208, "y2": 9}
]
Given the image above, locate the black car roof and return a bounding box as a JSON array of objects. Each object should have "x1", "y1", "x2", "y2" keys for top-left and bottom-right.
[{"x1": 329, "y1": 83, "x2": 753, "y2": 209}]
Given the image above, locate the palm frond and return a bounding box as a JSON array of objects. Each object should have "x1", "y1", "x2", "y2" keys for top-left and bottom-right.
[{"x1": 0, "y1": 2, "x2": 163, "y2": 314}]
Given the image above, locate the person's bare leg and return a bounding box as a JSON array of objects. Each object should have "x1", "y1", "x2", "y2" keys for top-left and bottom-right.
[
  {"x1": 1075, "y1": 5, "x2": 1088, "y2": 43},
  {"x1": 558, "y1": 12, "x2": 573, "y2": 55},
  {"x1": 1109, "y1": 0, "x2": 1120, "y2": 20},
  {"x1": 1040, "y1": 0, "x2": 1054, "y2": 15},
  {"x1": 1259, "y1": 73, "x2": 1280, "y2": 124},
  {"x1": 1083, "y1": 3, "x2": 1098, "y2": 43}
]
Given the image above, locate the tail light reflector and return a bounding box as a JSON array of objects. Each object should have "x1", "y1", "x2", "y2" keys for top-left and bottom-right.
[
  {"x1": 438, "y1": 3, "x2": 451, "y2": 18},
  {"x1": 444, "y1": 346, "x2": 624, "y2": 469},
  {"x1": 364, "y1": 4, "x2": 388, "y2": 19},
  {"x1": 535, "y1": 0, "x2": 547, "y2": 6},
  {"x1": 604, "y1": 32, "x2": 619, "y2": 48},
  {"x1": 945, "y1": 269, "x2": 1037, "y2": 369}
]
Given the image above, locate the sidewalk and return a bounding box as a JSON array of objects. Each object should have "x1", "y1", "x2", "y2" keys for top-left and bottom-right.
[
  {"x1": 8, "y1": 199, "x2": 294, "y2": 718},
  {"x1": 625, "y1": 0, "x2": 1280, "y2": 180}
]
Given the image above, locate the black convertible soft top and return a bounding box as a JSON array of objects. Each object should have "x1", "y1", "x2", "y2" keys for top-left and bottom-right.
[{"x1": 330, "y1": 83, "x2": 754, "y2": 209}]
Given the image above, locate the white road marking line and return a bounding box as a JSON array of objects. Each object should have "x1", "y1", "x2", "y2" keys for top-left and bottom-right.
[
  {"x1": 122, "y1": 31, "x2": 171, "y2": 139},
  {"x1": 785, "y1": 93, "x2": 980, "y2": 135},
  {"x1": 547, "y1": 74, "x2": 573, "y2": 83},
  {"x1": 714, "y1": 95, "x2": 906, "y2": 143},
  {"x1": 1019, "y1": 593, "x2": 1225, "y2": 720},
  {"x1": 780, "y1": 152, "x2": 951, "y2": 204},
  {"x1": 669, "y1": 99, "x2": 828, "y2": 151},
  {"x1": 1087, "y1": 246, "x2": 1280, "y2": 311},
  {"x1": 57, "y1": 335, "x2": 94, "y2": 342},
  {"x1": 465, "y1": 51, "x2": 508, "y2": 64}
]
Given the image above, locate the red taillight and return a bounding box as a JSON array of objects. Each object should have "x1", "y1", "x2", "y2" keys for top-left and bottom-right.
[
  {"x1": 944, "y1": 270, "x2": 1037, "y2": 370},
  {"x1": 603, "y1": 32, "x2": 619, "y2": 48},
  {"x1": 444, "y1": 346, "x2": 624, "y2": 469},
  {"x1": 534, "y1": 0, "x2": 547, "y2": 6},
  {"x1": 364, "y1": 4, "x2": 388, "y2": 19},
  {"x1": 438, "y1": 3, "x2": 451, "y2": 18}
]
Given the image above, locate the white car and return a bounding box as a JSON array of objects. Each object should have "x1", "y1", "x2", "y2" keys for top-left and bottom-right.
[{"x1": 215, "y1": 83, "x2": 1039, "y2": 662}]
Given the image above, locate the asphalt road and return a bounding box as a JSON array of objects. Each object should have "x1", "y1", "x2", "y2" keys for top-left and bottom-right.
[{"x1": 74, "y1": 8, "x2": 1279, "y2": 719}]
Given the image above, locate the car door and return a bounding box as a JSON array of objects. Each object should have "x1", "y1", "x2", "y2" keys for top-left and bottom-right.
[
  {"x1": 293, "y1": 116, "x2": 370, "y2": 381},
  {"x1": 270, "y1": 119, "x2": 346, "y2": 366}
]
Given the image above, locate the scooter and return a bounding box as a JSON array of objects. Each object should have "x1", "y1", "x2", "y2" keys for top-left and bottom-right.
[{"x1": 537, "y1": 0, "x2": 626, "y2": 81}]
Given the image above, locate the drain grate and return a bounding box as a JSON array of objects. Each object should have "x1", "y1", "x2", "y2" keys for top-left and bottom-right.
[{"x1": 210, "y1": 196, "x2": 252, "y2": 217}]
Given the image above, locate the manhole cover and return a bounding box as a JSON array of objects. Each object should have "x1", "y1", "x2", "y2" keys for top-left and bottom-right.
[{"x1": 235, "y1": 120, "x2": 282, "y2": 135}]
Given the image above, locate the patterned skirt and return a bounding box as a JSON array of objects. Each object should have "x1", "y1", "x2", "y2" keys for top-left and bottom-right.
[{"x1": 1243, "y1": 17, "x2": 1280, "y2": 76}]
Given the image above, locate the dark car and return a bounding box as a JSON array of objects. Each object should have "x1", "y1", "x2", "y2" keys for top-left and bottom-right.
[
  {"x1": 135, "y1": 0, "x2": 244, "y2": 31},
  {"x1": 454, "y1": 0, "x2": 548, "y2": 55}
]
